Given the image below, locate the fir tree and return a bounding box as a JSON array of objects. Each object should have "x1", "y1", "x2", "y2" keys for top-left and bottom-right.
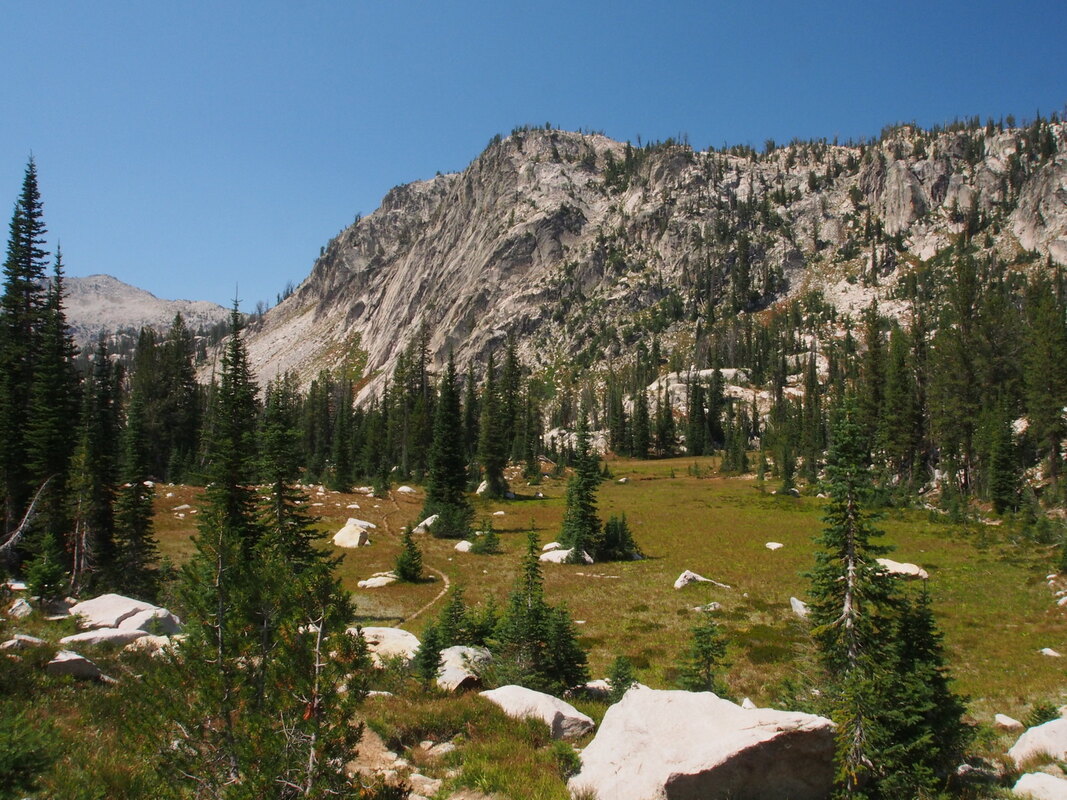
[
  {"x1": 0, "y1": 157, "x2": 49, "y2": 532},
  {"x1": 423, "y1": 354, "x2": 473, "y2": 538},
  {"x1": 471, "y1": 516, "x2": 502, "y2": 554},
  {"x1": 607, "y1": 655, "x2": 638, "y2": 703},
  {"x1": 631, "y1": 389, "x2": 651, "y2": 459},
  {"x1": 413, "y1": 621, "x2": 444, "y2": 685},
  {"x1": 477, "y1": 354, "x2": 509, "y2": 498},
  {"x1": 676, "y1": 612, "x2": 729, "y2": 695},
  {"x1": 493, "y1": 532, "x2": 588, "y2": 694},
  {"x1": 394, "y1": 526, "x2": 423, "y2": 582},
  {"x1": 112, "y1": 385, "x2": 161, "y2": 601},
  {"x1": 558, "y1": 410, "x2": 601, "y2": 561}
]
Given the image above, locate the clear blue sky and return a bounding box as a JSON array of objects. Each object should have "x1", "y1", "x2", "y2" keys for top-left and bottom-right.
[{"x1": 2, "y1": 1, "x2": 1064, "y2": 309}]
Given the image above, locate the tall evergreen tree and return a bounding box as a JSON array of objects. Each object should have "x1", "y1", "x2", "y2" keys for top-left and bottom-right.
[
  {"x1": 477, "y1": 354, "x2": 509, "y2": 498},
  {"x1": 558, "y1": 410, "x2": 601, "y2": 561},
  {"x1": 0, "y1": 157, "x2": 49, "y2": 531},
  {"x1": 422, "y1": 354, "x2": 473, "y2": 538}
]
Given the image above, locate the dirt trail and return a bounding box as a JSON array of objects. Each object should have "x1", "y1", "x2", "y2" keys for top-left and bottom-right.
[{"x1": 376, "y1": 490, "x2": 451, "y2": 624}]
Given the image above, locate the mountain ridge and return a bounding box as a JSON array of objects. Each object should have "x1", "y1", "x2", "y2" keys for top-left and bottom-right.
[{"x1": 237, "y1": 121, "x2": 1067, "y2": 397}]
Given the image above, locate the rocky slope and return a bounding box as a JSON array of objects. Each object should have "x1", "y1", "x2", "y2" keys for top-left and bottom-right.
[
  {"x1": 240, "y1": 121, "x2": 1067, "y2": 398},
  {"x1": 64, "y1": 274, "x2": 229, "y2": 347}
]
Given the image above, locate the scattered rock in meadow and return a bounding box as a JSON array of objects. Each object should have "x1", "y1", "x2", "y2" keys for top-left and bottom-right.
[
  {"x1": 693, "y1": 602, "x2": 722, "y2": 612},
  {"x1": 1009, "y1": 718, "x2": 1067, "y2": 766},
  {"x1": 0, "y1": 633, "x2": 45, "y2": 650},
  {"x1": 123, "y1": 635, "x2": 174, "y2": 655},
  {"x1": 876, "y1": 558, "x2": 929, "y2": 580},
  {"x1": 7, "y1": 598, "x2": 32, "y2": 619},
  {"x1": 475, "y1": 480, "x2": 489, "y2": 495},
  {"x1": 413, "y1": 514, "x2": 438, "y2": 534},
  {"x1": 69, "y1": 594, "x2": 155, "y2": 629},
  {"x1": 674, "y1": 570, "x2": 730, "y2": 590},
  {"x1": 542, "y1": 542, "x2": 561, "y2": 552},
  {"x1": 1040, "y1": 648, "x2": 1062, "y2": 658},
  {"x1": 350, "y1": 626, "x2": 421, "y2": 665},
  {"x1": 996, "y1": 714, "x2": 1025, "y2": 731},
  {"x1": 765, "y1": 542, "x2": 784, "y2": 551},
  {"x1": 436, "y1": 645, "x2": 491, "y2": 692},
  {"x1": 454, "y1": 540, "x2": 472, "y2": 553},
  {"x1": 1013, "y1": 771, "x2": 1067, "y2": 799},
  {"x1": 396, "y1": 485, "x2": 416, "y2": 495},
  {"x1": 480, "y1": 685, "x2": 594, "y2": 739},
  {"x1": 790, "y1": 597, "x2": 810, "y2": 619},
  {"x1": 357, "y1": 573, "x2": 397, "y2": 589},
  {"x1": 492, "y1": 510, "x2": 505, "y2": 516},
  {"x1": 60, "y1": 628, "x2": 148, "y2": 647},
  {"x1": 333, "y1": 518, "x2": 371, "y2": 548},
  {"x1": 118, "y1": 607, "x2": 183, "y2": 635},
  {"x1": 617, "y1": 477, "x2": 629, "y2": 483},
  {"x1": 540, "y1": 548, "x2": 593, "y2": 564},
  {"x1": 568, "y1": 687, "x2": 835, "y2": 800},
  {"x1": 46, "y1": 650, "x2": 104, "y2": 680}
]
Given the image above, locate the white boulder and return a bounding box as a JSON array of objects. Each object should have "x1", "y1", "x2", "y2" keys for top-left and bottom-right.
[
  {"x1": 7, "y1": 597, "x2": 32, "y2": 619},
  {"x1": 1040, "y1": 648, "x2": 1062, "y2": 657},
  {"x1": 60, "y1": 628, "x2": 148, "y2": 647},
  {"x1": 480, "y1": 685, "x2": 594, "y2": 739},
  {"x1": 454, "y1": 540, "x2": 473, "y2": 553},
  {"x1": 765, "y1": 542, "x2": 784, "y2": 551},
  {"x1": 791, "y1": 597, "x2": 810, "y2": 619},
  {"x1": 1014, "y1": 772, "x2": 1067, "y2": 799},
  {"x1": 542, "y1": 542, "x2": 562, "y2": 552},
  {"x1": 396, "y1": 485, "x2": 416, "y2": 495},
  {"x1": 877, "y1": 558, "x2": 929, "y2": 580},
  {"x1": 46, "y1": 650, "x2": 103, "y2": 680},
  {"x1": 996, "y1": 713, "x2": 1025, "y2": 731},
  {"x1": 539, "y1": 548, "x2": 593, "y2": 564},
  {"x1": 350, "y1": 626, "x2": 421, "y2": 665},
  {"x1": 357, "y1": 574, "x2": 397, "y2": 589},
  {"x1": 476, "y1": 480, "x2": 489, "y2": 495},
  {"x1": 674, "y1": 570, "x2": 730, "y2": 589},
  {"x1": 492, "y1": 510, "x2": 506, "y2": 516},
  {"x1": 413, "y1": 514, "x2": 439, "y2": 534},
  {"x1": 1010, "y1": 718, "x2": 1067, "y2": 766},
  {"x1": 333, "y1": 518, "x2": 371, "y2": 548},
  {"x1": 741, "y1": 697, "x2": 758, "y2": 710},
  {"x1": 569, "y1": 687, "x2": 835, "y2": 800},
  {"x1": 436, "y1": 645, "x2": 491, "y2": 692},
  {"x1": 0, "y1": 633, "x2": 45, "y2": 650},
  {"x1": 69, "y1": 593, "x2": 155, "y2": 629},
  {"x1": 118, "y1": 607, "x2": 183, "y2": 635}
]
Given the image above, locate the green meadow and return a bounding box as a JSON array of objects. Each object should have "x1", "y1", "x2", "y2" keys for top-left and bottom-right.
[{"x1": 155, "y1": 455, "x2": 1067, "y2": 724}]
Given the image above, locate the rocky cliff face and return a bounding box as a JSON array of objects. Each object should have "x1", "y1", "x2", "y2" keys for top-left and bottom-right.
[{"x1": 240, "y1": 122, "x2": 1067, "y2": 398}]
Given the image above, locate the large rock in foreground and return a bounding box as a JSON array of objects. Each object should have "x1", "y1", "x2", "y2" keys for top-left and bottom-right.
[
  {"x1": 480, "y1": 685, "x2": 594, "y2": 739},
  {"x1": 1014, "y1": 772, "x2": 1067, "y2": 799},
  {"x1": 436, "y1": 645, "x2": 491, "y2": 691},
  {"x1": 69, "y1": 594, "x2": 155, "y2": 629},
  {"x1": 1010, "y1": 719, "x2": 1067, "y2": 766},
  {"x1": 569, "y1": 686, "x2": 835, "y2": 800}
]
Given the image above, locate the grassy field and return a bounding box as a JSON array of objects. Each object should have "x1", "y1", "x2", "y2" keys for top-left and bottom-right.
[{"x1": 152, "y1": 456, "x2": 1067, "y2": 726}]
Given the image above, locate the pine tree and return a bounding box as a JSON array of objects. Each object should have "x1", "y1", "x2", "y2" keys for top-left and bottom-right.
[
  {"x1": 807, "y1": 397, "x2": 897, "y2": 795},
  {"x1": 24, "y1": 249, "x2": 80, "y2": 565},
  {"x1": 112, "y1": 385, "x2": 161, "y2": 601},
  {"x1": 599, "y1": 513, "x2": 642, "y2": 561},
  {"x1": 471, "y1": 516, "x2": 502, "y2": 554},
  {"x1": 493, "y1": 532, "x2": 588, "y2": 694},
  {"x1": 0, "y1": 157, "x2": 50, "y2": 532},
  {"x1": 477, "y1": 354, "x2": 509, "y2": 498},
  {"x1": 147, "y1": 303, "x2": 369, "y2": 797},
  {"x1": 558, "y1": 410, "x2": 601, "y2": 561},
  {"x1": 394, "y1": 526, "x2": 423, "y2": 582},
  {"x1": 423, "y1": 354, "x2": 473, "y2": 538},
  {"x1": 676, "y1": 613, "x2": 729, "y2": 695},
  {"x1": 631, "y1": 389, "x2": 651, "y2": 459},
  {"x1": 607, "y1": 655, "x2": 638, "y2": 703}
]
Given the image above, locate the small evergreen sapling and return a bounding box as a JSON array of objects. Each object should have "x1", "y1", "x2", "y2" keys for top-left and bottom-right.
[
  {"x1": 607, "y1": 655, "x2": 638, "y2": 703},
  {"x1": 394, "y1": 526, "x2": 423, "y2": 582},
  {"x1": 676, "y1": 612, "x2": 729, "y2": 695}
]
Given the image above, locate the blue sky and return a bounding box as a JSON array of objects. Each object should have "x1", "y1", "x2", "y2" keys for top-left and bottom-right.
[{"x1": 2, "y1": 1, "x2": 1064, "y2": 309}]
